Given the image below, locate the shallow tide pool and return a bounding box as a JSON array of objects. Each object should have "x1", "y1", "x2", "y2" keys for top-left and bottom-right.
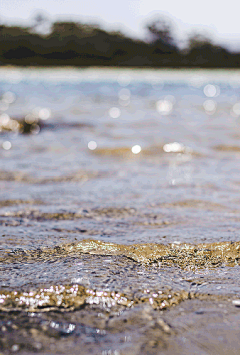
[{"x1": 1, "y1": 68, "x2": 240, "y2": 354}]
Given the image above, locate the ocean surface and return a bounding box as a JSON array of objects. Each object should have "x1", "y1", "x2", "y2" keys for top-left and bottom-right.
[{"x1": 1, "y1": 68, "x2": 240, "y2": 354}]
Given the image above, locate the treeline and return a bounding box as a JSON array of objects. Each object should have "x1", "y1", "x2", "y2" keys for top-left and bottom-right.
[{"x1": 0, "y1": 16, "x2": 239, "y2": 68}]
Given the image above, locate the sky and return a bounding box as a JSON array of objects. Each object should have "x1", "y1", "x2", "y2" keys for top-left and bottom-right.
[{"x1": 1, "y1": 0, "x2": 240, "y2": 50}]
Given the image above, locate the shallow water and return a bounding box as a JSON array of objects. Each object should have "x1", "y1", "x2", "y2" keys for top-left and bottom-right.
[{"x1": 1, "y1": 68, "x2": 240, "y2": 354}]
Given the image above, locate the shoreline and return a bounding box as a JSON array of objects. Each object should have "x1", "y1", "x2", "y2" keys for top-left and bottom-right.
[{"x1": 1, "y1": 66, "x2": 240, "y2": 84}]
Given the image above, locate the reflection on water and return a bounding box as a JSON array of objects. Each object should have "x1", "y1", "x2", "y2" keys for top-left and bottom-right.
[{"x1": 2, "y1": 68, "x2": 240, "y2": 354}]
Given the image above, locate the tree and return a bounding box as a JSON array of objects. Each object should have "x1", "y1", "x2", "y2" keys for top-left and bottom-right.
[
  {"x1": 187, "y1": 33, "x2": 213, "y2": 50},
  {"x1": 145, "y1": 16, "x2": 176, "y2": 47}
]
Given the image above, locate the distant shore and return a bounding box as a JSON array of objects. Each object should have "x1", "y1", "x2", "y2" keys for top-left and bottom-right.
[{"x1": 1, "y1": 19, "x2": 240, "y2": 69}]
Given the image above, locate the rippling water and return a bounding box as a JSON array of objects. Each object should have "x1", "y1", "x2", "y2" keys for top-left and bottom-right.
[{"x1": 1, "y1": 68, "x2": 240, "y2": 354}]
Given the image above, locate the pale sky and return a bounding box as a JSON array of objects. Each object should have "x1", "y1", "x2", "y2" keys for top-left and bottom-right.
[{"x1": 1, "y1": 0, "x2": 240, "y2": 50}]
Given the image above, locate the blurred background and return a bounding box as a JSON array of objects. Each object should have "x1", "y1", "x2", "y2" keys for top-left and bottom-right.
[{"x1": 1, "y1": 0, "x2": 240, "y2": 67}]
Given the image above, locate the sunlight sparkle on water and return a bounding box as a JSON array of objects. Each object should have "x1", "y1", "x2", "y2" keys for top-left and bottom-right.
[
  {"x1": 156, "y1": 99, "x2": 173, "y2": 115},
  {"x1": 31, "y1": 124, "x2": 40, "y2": 135},
  {"x1": 118, "y1": 88, "x2": 131, "y2": 101},
  {"x1": 39, "y1": 108, "x2": 51, "y2": 120},
  {"x1": 2, "y1": 141, "x2": 12, "y2": 150},
  {"x1": 203, "y1": 84, "x2": 220, "y2": 98},
  {"x1": 0, "y1": 114, "x2": 19, "y2": 132},
  {"x1": 88, "y1": 141, "x2": 97, "y2": 150},
  {"x1": 117, "y1": 74, "x2": 132, "y2": 87},
  {"x1": 203, "y1": 99, "x2": 217, "y2": 115},
  {"x1": 0, "y1": 113, "x2": 10, "y2": 125},
  {"x1": 231, "y1": 103, "x2": 240, "y2": 117},
  {"x1": 25, "y1": 114, "x2": 38, "y2": 124},
  {"x1": 109, "y1": 107, "x2": 121, "y2": 119},
  {"x1": 118, "y1": 88, "x2": 131, "y2": 106},
  {"x1": 131, "y1": 145, "x2": 142, "y2": 154},
  {"x1": 2, "y1": 91, "x2": 16, "y2": 104},
  {"x1": 189, "y1": 75, "x2": 205, "y2": 88},
  {"x1": 32, "y1": 107, "x2": 51, "y2": 120},
  {"x1": 163, "y1": 142, "x2": 184, "y2": 153}
]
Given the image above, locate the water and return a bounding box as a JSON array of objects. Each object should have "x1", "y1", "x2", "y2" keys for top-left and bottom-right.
[{"x1": 1, "y1": 68, "x2": 240, "y2": 354}]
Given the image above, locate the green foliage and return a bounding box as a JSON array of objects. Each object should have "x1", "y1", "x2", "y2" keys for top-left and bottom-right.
[{"x1": 0, "y1": 18, "x2": 239, "y2": 67}]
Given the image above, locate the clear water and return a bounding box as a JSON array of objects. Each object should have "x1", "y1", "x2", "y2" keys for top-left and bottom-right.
[{"x1": 1, "y1": 68, "x2": 240, "y2": 354}]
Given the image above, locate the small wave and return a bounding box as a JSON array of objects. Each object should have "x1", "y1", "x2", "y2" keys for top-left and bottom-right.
[
  {"x1": 0, "y1": 199, "x2": 43, "y2": 208},
  {"x1": 158, "y1": 199, "x2": 226, "y2": 211},
  {"x1": 91, "y1": 144, "x2": 201, "y2": 159},
  {"x1": 0, "y1": 169, "x2": 105, "y2": 184},
  {"x1": 1, "y1": 239, "x2": 240, "y2": 268},
  {"x1": 0, "y1": 283, "x2": 193, "y2": 312},
  {"x1": 213, "y1": 144, "x2": 240, "y2": 152}
]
